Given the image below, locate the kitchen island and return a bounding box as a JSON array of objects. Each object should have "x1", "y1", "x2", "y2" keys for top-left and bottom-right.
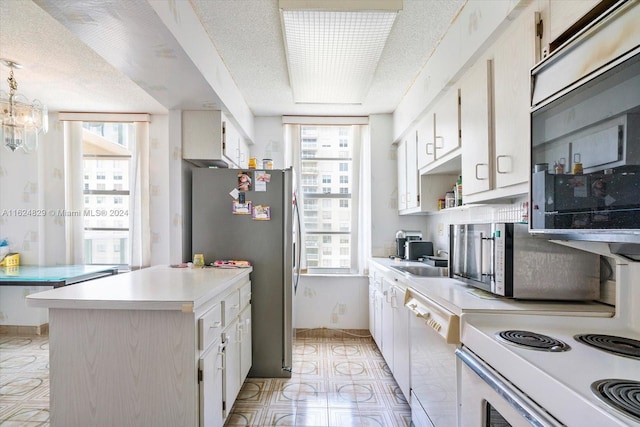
[{"x1": 26, "y1": 265, "x2": 253, "y2": 427}]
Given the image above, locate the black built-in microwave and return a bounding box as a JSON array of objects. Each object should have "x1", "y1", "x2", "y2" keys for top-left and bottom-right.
[{"x1": 529, "y1": 1, "x2": 640, "y2": 249}]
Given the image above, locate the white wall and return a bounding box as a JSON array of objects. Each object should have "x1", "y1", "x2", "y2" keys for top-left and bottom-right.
[
  {"x1": 149, "y1": 115, "x2": 170, "y2": 265},
  {"x1": 294, "y1": 275, "x2": 368, "y2": 330},
  {"x1": 0, "y1": 113, "x2": 176, "y2": 326},
  {"x1": 249, "y1": 114, "x2": 436, "y2": 330},
  {"x1": 369, "y1": 114, "x2": 431, "y2": 259},
  {"x1": 0, "y1": 115, "x2": 64, "y2": 325},
  {"x1": 253, "y1": 117, "x2": 286, "y2": 169}
]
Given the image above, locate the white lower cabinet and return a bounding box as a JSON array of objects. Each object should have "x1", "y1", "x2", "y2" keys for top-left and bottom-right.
[
  {"x1": 239, "y1": 304, "x2": 252, "y2": 381},
  {"x1": 198, "y1": 278, "x2": 252, "y2": 427},
  {"x1": 392, "y1": 284, "x2": 410, "y2": 400},
  {"x1": 223, "y1": 318, "x2": 241, "y2": 416},
  {"x1": 369, "y1": 266, "x2": 384, "y2": 347},
  {"x1": 381, "y1": 277, "x2": 395, "y2": 368},
  {"x1": 369, "y1": 262, "x2": 411, "y2": 401},
  {"x1": 199, "y1": 342, "x2": 225, "y2": 427}
]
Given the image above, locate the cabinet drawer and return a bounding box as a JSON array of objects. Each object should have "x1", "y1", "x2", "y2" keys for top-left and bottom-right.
[
  {"x1": 198, "y1": 303, "x2": 223, "y2": 351},
  {"x1": 240, "y1": 282, "x2": 251, "y2": 309},
  {"x1": 222, "y1": 289, "x2": 241, "y2": 327}
]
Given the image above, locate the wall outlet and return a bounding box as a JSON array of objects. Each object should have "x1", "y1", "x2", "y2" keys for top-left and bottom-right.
[{"x1": 438, "y1": 223, "x2": 444, "y2": 236}]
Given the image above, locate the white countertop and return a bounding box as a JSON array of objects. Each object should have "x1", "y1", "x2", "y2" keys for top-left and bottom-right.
[
  {"x1": 25, "y1": 265, "x2": 252, "y2": 312},
  {"x1": 370, "y1": 257, "x2": 614, "y2": 317}
]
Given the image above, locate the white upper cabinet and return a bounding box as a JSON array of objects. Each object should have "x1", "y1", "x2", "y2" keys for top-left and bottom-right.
[
  {"x1": 397, "y1": 133, "x2": 420, "y2": 211},
  {"x1": 398, "y1": 130, "x2": 456, "y2": 215},
  {"x1": 182, "y1": 110, "x2": 250, "y2": 169},
  {"x1": 417, "y1": 113, "x2": 434, "y2": 170},
  {"x1": 459, "y1": 58, "x2": 492, "y2": 197},
  {"x1": 397, "y1": 138, "x2": 408, "y2": 211},
  {"x1": 433, "y1": 87, "x2": 461, "y2": 161},
  {"x1": 540, "y1": 0, "x2": 601, "y2": 57},
  {"x1": 492, "y1": 3, "x2": 537, "y2": 192}
]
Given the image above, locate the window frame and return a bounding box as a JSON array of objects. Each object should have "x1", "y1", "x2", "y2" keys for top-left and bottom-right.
[{"x1": 294, "y1": 124, "x2": 361, "y2": 275}]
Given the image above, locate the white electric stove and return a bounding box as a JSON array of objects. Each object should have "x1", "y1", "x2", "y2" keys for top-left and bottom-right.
[{"x1": 459, "y1": 312, "x2": 640, "y2": 426}]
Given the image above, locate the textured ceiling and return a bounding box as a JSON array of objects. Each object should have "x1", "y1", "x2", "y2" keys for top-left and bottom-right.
[{"x1": 0, "y1": 0, "x2": 465, "y2": 118}]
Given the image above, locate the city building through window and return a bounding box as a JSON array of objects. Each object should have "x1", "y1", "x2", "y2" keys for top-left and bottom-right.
[
  {"x1": 81, "y1": 122, "x2": 133, "y2": 265},
  {"x1": 298, "y1": 125, "x2": 355, "y2": 274}
]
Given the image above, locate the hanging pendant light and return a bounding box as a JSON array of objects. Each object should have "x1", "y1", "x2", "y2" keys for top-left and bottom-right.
[{"x1": 0, "y1": 59, "x2": 48, "y2": 153}]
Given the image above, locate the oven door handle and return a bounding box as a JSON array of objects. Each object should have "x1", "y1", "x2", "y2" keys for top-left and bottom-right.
[{"x1": 456, "y1": 347, "x2": 564, "y2": 427}]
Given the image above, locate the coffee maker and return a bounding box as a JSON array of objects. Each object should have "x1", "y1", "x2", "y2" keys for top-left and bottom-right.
[{"x1": 395, "y1": 230, "x2": 422, "y2": 259}]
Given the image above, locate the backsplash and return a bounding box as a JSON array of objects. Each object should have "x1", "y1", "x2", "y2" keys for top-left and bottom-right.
[
  {"x1": 422, "y1": 196, "x2": 529, "y2": 253},
  {"x1": 422, "y1": 196, "x2": 620, "y2": 307}
]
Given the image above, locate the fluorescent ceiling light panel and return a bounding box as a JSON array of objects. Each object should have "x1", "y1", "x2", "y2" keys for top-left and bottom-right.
[{"x1": 280, "y1": 1, "x2": 401, "y2": 104}]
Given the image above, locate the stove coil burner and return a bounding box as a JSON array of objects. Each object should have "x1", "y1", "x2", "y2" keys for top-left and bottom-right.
[
  {"x1": 495, "y1": 330, "x2": 571, "y2": 352},
  {"x1": 575, "y1": 334, "x2": 640, "y2": 360},
  {"x1": 591, "y1": 379, "x2": 640, "y2": 423}
]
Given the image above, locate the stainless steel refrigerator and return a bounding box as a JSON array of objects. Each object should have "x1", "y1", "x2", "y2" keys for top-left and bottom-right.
[{"x1": 192, "y1": 167, "x2": 299, "y2": 378}]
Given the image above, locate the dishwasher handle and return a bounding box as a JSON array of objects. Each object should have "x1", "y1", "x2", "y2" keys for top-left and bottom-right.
[
  {"x1": 405, "y1": 291, "x2": 460, "y2": 344},
  {"x1": 406, "y1": 303, "x2": 431, "y2": 319}
]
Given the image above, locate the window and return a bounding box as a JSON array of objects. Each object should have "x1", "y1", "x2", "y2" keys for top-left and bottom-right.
[
  {"x1": 296, "y1": 124, "x2": 358, "y2": 274},
  {"x1": 82, "y1": 122, "x2": 133, "y2": 266}
]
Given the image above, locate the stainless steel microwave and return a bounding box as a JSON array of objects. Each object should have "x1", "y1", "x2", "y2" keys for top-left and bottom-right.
[
  {"x1": 449, "y1": 223, "x2": 600, "y2": 300},
  {"x1": 530, "y1": 1, "x2": 640, "y2": 247}
]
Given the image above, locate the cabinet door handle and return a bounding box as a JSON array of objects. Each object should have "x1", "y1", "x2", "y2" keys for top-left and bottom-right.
[
  {"x1": 496, "y1": 155, "x2": 511, "y2": 174},
  {"x1": 426, "y1": 142, "x2": 434, "y2": 155},
  {"x1": 435, "y1": 136, "x2": 444, "y2": 149},
  {"x1": 475, "y1": 163, "x2": 489, "y2": 180},
  {"x1": 210, "y1": 321, "x2": 222, "y2": 329},
  {"x1": 217, "y1": 349, "x2": 225, "y2": 371}
]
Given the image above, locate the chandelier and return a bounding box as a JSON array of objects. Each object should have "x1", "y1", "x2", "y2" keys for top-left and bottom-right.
[{"x1": 0, "y1": 59, "x2": 48, "y2": 152}]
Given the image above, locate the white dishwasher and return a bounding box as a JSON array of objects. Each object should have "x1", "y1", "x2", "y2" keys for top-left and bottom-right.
[{"x1": 405, "y1": 288, "x2": 460, "y2": 427}]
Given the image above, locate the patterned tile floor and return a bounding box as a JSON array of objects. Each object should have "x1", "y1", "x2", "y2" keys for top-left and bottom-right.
[
  {"x1": 225, "y1": 330, "x2": 411, "y2": 426},
  {"x1": 0, "y1": 330, "x2": 410, "y2": 427},
  {"x1": 0, "y1": 335, "x2": 50, "y2": 426}
]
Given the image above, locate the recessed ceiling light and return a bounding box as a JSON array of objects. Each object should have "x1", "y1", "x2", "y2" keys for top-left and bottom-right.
[{"x1": 279, "y1": 0, "x2": 402, "y2": 105}]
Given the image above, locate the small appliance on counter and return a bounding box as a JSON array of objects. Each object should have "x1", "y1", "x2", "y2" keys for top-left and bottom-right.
[
  {"x1": 395, "y1": 230, "x2": 422, "y2": 259},
  {"x1": 405, "y1": 240, "x2": 434, "y2": 261}
]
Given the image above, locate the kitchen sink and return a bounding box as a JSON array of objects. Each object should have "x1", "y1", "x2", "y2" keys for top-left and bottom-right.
[{"x1": 390, "y1": 265, "x2": 447, "y2": 277}]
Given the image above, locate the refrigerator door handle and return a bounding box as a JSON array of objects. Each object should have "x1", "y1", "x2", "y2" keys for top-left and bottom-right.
[{"x1": 293, "y1": 198, "x2": 302, "y2": 295}]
